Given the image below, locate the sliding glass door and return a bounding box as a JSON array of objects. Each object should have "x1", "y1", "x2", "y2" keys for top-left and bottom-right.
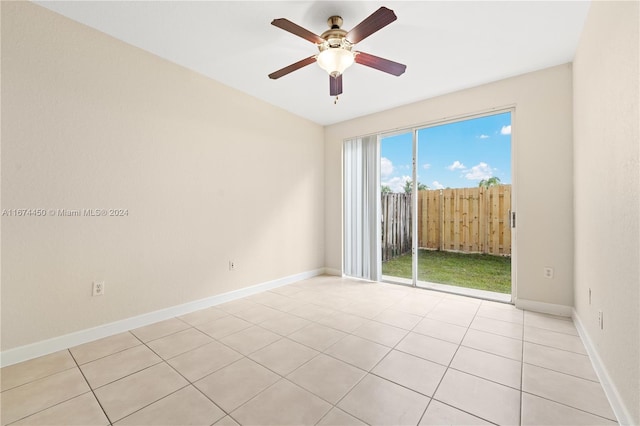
[{"x1": 376, "y1": 111, "x2": 513, "y2": 301}]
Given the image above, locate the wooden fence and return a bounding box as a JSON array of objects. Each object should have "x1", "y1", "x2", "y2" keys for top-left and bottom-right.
[
  {"x1": 381, "y1": 193, "x2": 412, "y2": 261},
  {"x1": 381, "y1": 185, "x2": 511, "y2": 261}
]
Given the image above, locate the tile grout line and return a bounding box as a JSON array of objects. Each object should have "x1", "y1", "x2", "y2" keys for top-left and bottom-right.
[
  {"x1": 442, "y1": 365, "x2": 522, "y2": 392},
  {"x1": 70, "y1": 332, "x2": 144, "y2": 367},
  {"x1": 84, "y1": 333, "x2": 165, "y2": 392},
  {"x1": 74, "y1": 328, "x2": 224, "y2": 424},
  {"x1": 327, "y1": 286, "x2": 495, "y2": 423},
  {"x1": 67, "y1": 348, "x2": 114, "y2": 426},
  {"x1": 256, "y1": 296, "x2": 383, "y2": 425},
  {"x1": 522, "y1": 323, "x2": 580, "y2": 337},
  {"x1": 87, "y1": 332, "x2": 184, "y2": 424},
  {"x1": 2, "y1": 391, "x2": 103, "y2": 426},
  {"x1": 521, "y1": 361, "x2": 603, "y2": 384},
  {"x1": 415, "y1": 296, "x2": 448, "y2": 425},
  {"x1": 223, "y1": 376, "x2": 323, "y2": 425},
  {"x1": 421, "y1": 399, "x2": 501, "y2": 426},
  {"x1": 408, "y1": 294, "x2": 455, "y2": 425},
  {"x1": 304, "y1": 292, "x2": 442, "y2": 425},
  {"x1": 112, "y1": 383, "x2": 196, "y2": 424},
  {"x1": 132, "y1": 330, "x2": 233, "y2": 424},
  {"x1": 520, "y1": 320, "x2": 604, "y2": 383},
  {"x1": 416, "y1": 300, "x2": 498, "y2": 425},
  {"x1": 174, "y1": 299, "x2": 321, "y2": 424},
  {"x1": 520, "y1": 390, "x2": 619, "y2": 423},
  {"x1": 0, "y1": 364, "x2": 78, "y2": 394},
  {"x1": 521, "y1": 336, "x2": 590, "y2": 356},
  {"x1": 185, "y1": 315, "x2": 345, "y2": 424}
]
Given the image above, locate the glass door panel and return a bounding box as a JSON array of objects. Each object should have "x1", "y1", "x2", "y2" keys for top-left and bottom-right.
[
  {"x1": 416, "y1": 112, "x2": 512, "y2": 300},
  {"x1": 380, "y1": 131, "x2": 414, "y2": 285}
]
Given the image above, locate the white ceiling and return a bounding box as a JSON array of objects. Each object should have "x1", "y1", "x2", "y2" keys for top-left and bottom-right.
[{"x1": 35, "y1": 1, "x2": 590, "y2": 126}]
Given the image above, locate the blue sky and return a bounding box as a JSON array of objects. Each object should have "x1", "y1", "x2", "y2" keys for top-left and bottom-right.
[{"x1": 381, "y1": 112, "x2": 511, "y2": 192}]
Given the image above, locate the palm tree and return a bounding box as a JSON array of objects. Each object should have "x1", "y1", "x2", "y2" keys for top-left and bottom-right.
[
  {"x1": 403, "y1": 180, "x2": 428, "y2": 193},
  {"x1": 479, "y1": 176, "x2": 501, "y2": 188}
]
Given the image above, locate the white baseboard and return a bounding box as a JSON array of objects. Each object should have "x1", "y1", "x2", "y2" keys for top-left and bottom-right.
[
  {"x1": 0, "y1": 268, "x2": 326, "y2": 368},
  {"x1": 514, "y1": 298, "x2": 573, "y2": 317},
  {"x1": 572, "y1": 309, "x2": 632, "y2": 425}
]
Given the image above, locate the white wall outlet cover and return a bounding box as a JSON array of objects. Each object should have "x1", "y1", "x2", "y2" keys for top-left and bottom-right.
[{"x1": 92, "y1": 281, "x2": 105, "y2": 296}]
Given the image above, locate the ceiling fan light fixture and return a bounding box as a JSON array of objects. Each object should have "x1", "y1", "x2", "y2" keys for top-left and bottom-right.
[{"x1": 317, "y1": 47, "x2": 355, "y2": 78}]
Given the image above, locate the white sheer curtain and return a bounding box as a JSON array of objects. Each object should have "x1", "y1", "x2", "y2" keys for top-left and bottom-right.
[{"x1": 343, "y1": 135, "x2": 381, "y2": 281}]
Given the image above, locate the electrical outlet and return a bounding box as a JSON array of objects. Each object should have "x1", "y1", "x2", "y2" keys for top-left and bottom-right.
[
  {"x1": 598, "y1": 310, "x2": 604, "y2": 330},
  {"x1": 92, "y1": 281, "x2": 105, "y2": 296},
  {"x1": 543, "y1": 267, "x2": 554, "y2": 279},
  {"x1": 229, "y1": 261, "x2": 236, "y2": 271}
]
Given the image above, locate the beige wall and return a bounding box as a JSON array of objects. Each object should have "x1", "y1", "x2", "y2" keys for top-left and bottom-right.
[
  {"x1": 1, "y1": 2, "x2": 325, "y2": 350},
  {"x1": 325, "y1": 64, "x2": 575, "y2": 308},
  {"x1": 573, "y1": 1, "x2": 639, "y2": 423}
]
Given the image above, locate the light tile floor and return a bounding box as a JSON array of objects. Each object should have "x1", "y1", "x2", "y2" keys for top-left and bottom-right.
[{"x1": 1, "y1": 276, "x2": 618, "y2": 425}]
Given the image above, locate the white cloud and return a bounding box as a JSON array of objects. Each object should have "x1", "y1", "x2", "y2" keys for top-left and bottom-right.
[
  {"x1": 447, "y1": 160, "x2": 466, "y2": 171},
  {"x1": 479, "y1": 134, "x2": 489, "y2": 139},
  {"x1": 464, "y1": 162, "x2": 493, "y2": 180},
  {"x1": 432, "y1": 181, "x2": 445, "y2": 189},
  {"x1": 380, "y1": 157, "x2": 394, "y2": 177},
  {"x1": 423, "y1": 163, "x2": 431, "y2": 170},
  {"x1": 382, "y1": 175, "x2": 411, "y2": 193},
  {"x1": 501, "y1": 125, "x2": 512, "y2": 135}
]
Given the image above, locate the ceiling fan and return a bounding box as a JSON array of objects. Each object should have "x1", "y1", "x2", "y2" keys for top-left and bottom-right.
[{"x1": 268, "y1": 7, "x2": 407, "y2": 99}]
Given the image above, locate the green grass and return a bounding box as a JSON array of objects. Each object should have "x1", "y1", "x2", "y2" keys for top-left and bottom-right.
[{"x1": 382, "y1": 250, "x2": 511, "y2": 294}]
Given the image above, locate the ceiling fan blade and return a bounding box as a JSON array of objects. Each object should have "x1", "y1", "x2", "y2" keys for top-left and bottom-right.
[
  {"x1": 330, "y1": 74, "x2": 343, "y2": 96},
  {"x1": 355, "y1": 51, "x2": 406, "y2": 76},
  {"x1": 345, "y1": 7, "x2": 397, "y2": 44},
  {"x1": 271, "y1": 18, "x2": 325, "y2": 44},
  {"x1": 268, "y1": 55, "x2": 317, "y2": 80}
]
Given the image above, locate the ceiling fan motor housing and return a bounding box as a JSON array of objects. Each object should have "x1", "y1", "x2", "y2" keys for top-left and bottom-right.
[{"x1": 320, "y1": 16, "x2": 352, "y2": 48}]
